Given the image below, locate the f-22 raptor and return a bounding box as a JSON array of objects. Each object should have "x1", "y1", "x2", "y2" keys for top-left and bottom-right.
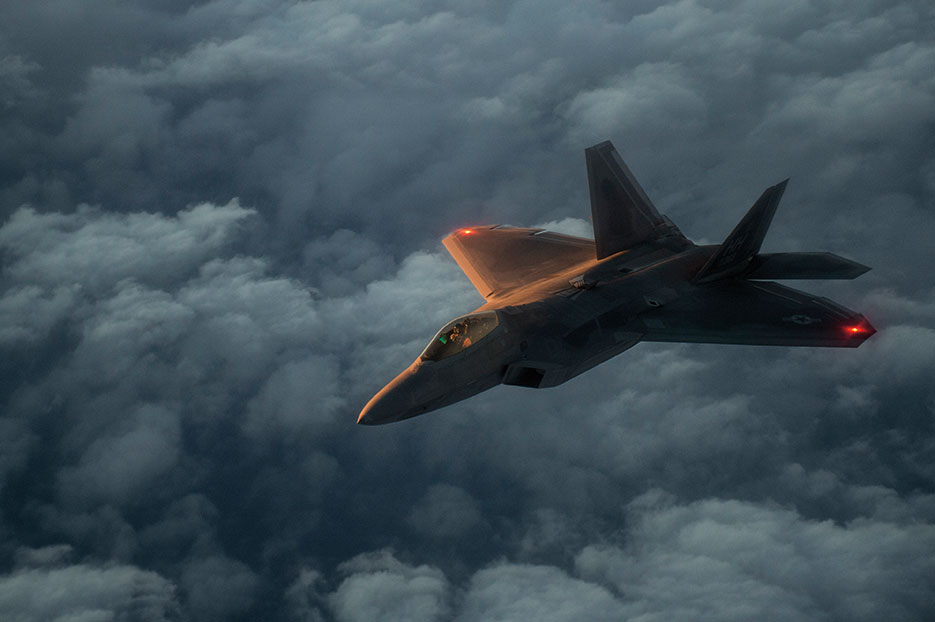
[{"x1": 358, "y1": 140, "x2": 875, "y2": 425}]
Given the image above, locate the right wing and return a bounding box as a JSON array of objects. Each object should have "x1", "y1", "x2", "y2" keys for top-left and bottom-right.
[
  {"x1": 631, "y1": 280, "x2": 875, "y2": 347},
  {"x1": 442, "y1": 226, "x2": 595, "y2": 299}
]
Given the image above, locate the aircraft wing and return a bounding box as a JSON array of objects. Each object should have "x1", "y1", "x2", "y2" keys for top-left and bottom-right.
[
  {"x1": 443, "y1": 226, "x2": 595, "y2": 299},
  {"x1": 632, "y1": 280, "x2": 874, "y2": 347}
]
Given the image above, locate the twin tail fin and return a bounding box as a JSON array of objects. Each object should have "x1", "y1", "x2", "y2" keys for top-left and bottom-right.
[{"x1": 695, "y1": 179, "x2": 869, "y2": 282}]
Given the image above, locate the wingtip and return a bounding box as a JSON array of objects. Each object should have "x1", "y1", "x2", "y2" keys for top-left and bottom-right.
[{"x1": 443, "y1": 225, "x2": 499, "y2": 241}]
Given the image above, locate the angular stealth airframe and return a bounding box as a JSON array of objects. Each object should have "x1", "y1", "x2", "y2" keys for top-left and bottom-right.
[{"x1": 358, "y1": 140, "x2": 875, "y2": 425}]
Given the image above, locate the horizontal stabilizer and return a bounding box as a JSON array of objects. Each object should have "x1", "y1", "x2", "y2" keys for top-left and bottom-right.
[
  {"x1": 585, "y1": 141, "x2": 671, "y2": 259},
  {"x1": 443, "y1": 226, "x2": 595, "y2": 299},
  {"x1": 695, "y1": 180, "x2": 787, "y2": 283},
  {"x1": 746, "y1": 252, "x2": 870, "y2": 280}
]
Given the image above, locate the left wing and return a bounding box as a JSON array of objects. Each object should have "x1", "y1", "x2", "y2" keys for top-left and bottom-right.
[
  {"x1": 443, "y1": 226, "x2": 595, "y2": 299},
  {"x1": 631, "y1": 280, "x2": 875, "y2": 347}
]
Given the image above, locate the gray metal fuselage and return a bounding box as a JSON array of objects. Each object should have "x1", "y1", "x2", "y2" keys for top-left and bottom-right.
[
  {"x1": 357, "y1": 140, "x2": 874, "y2": 425},
  {"x1": 359, "y1": 238, "x2": 707, "y2": 424}
]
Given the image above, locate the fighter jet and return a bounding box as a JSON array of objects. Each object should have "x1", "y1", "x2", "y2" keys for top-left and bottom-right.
[{"x1": 358, "y1": 140, "x2": 875, "y2": 425}]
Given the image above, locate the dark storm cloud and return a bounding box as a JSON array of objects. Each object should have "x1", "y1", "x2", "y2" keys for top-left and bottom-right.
[
  {"x1": 9, "y1": 0, "x2": 923, "y2": 248},
  {"x1": 0, "y1": 199, "x2": 480, "y2": 617},
  {"x1": 574, "y1": 493, "x2": 935, "y2": 622},
  {"x1": 328, "y1": 551, "x2": 450, "y2": 622},
  {"x1": 406, "y1": 484, "x2": 483, "y2": 539},
  {"x1": 1, "y1": 0, "x2": 934, "y2": 620},
  {"x1": 0, "y1": 545, "x2": 179, "y2": 621},
  {"x1": 455, "y1": 563, "x2": 625, "y2": 621}
]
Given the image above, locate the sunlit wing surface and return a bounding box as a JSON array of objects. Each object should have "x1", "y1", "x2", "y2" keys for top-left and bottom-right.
[
  {"x1": 633, "y1": 280, "x2": 875, "y2": 347},
  {"x1": 442, "y1": 226, "x2": 595, "y2": 299}
]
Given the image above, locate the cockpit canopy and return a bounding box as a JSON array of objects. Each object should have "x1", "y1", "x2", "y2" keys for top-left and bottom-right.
[{"x1": 420, "y1": 311, "x2": 500, "y2": 362}]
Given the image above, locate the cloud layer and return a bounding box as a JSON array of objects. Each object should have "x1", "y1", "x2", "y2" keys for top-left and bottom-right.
[{"x1": 2, "y1": 0, "x2": 934, "y2": 620}]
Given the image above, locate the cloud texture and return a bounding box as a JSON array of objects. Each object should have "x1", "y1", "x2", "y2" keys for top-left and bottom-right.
[{"x1": 1, "y1": 0, "x2": 934, "y2": 620}]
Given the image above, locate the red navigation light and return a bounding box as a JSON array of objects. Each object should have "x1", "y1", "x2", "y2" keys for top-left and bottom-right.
[
  {"x1": 461, "y1": 229, "x2": 474, "y2": 235},
  {"x1": 846, "y1": 325, "x2": 865, "y2": 334}
]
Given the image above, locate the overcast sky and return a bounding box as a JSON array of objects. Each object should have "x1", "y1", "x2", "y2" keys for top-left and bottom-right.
[{"x1": 1, "y1": 1, "x2": 934, "y2": 620}]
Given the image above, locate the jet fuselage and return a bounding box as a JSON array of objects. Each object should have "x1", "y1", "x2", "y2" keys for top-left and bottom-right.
[
  {"x1": 359, "y1": 241, "x2": 713, "y2": 424},
  {"x1": 358, "y1": 141, "x2": 875, "y2": 425}
]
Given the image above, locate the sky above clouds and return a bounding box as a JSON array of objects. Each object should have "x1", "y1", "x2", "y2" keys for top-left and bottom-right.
[{"x1": 1, "y1": 1, "x2": 934, "y2": 620}]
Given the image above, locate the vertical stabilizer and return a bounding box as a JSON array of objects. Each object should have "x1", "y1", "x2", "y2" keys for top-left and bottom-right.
[
  {"x1": 694, "y1": 179, "x2": 788, "y2": 283},
  {"x1": 585, "y1": 141, "x2": 668, "y2": 259}
]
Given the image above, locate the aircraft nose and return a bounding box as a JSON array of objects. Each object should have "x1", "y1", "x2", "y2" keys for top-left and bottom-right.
[
  {"x1": 357, "y1": 387, "x2": 403, "y2": 425},
  {"x1": 357, "y1": 361, "x2": 423, "y2": 425}
]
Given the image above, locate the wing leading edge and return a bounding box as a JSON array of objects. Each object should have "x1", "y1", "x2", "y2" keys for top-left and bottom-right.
[{"x1": 442, "y1": 226, "x2": 595, "y2": 299}]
